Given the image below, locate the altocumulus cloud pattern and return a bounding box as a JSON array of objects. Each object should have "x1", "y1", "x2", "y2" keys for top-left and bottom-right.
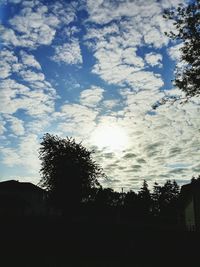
[{"x1": 0, "y1": 0, "x2": 200, "y2": 191}]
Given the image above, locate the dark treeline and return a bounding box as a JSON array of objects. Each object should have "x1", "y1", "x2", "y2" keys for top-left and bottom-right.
[{"x1": 73, "y1": 179, "x2": 180, "y2": 227}]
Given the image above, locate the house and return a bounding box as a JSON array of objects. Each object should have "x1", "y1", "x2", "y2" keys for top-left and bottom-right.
[
  {"x1": 0, "y1": 180, "x2": 48, "y2": 216},
  {"x1": 180, "y1": 181, "x2": 200, "y2": 231}
]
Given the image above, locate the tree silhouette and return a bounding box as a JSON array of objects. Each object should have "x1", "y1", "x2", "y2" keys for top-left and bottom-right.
[
  {"x1": 191, "y1": 175, "x2": 200, "y2": 184},
  {"x1": 164, "y1": 0, "x2": 200, "y2": 98},
  {"x1": 138, "y1": 180, "x2": 152, "y2": 216},
  {"x1": 152, "y1": 182, "x2": 162, "y2": 216},
  {"x1": 123, "y1": 190, "x2": 139, "y2": 221},
  {"x1": 39, "y1": 133, "x2": 103, "y2": 212},
  {"x1": 152, "y1": 180, "x2": 180, "y2": 223}
]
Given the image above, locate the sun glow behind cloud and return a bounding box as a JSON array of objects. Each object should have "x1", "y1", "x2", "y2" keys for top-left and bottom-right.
[{"x1": 91, "y1": 124, "x2": 129, "y2": 153}]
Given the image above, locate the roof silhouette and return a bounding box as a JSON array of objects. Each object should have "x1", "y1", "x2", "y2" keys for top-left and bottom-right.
[{"x1": 0, "y1": 180, "x2": 44, "y2": 193}]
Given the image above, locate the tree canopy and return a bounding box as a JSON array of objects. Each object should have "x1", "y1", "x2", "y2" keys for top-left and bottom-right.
[
  {"x1": 39, "y1": 133, "x2": 103, "y2": 209},
  {"x1": 164, "y1": 0, "x2": 200, "y2": 98}
]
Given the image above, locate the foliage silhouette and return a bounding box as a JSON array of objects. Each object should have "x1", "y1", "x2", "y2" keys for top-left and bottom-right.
[
  {"x1": 39, "y1": 133, "x2": 103, "y2": 212},
  {"x1": 138, "y1": 180, "x2": 152, "y2": 216},
  {"x1": 152, "y1": 180, "x2": 180, "y2": 223},
  {"x1": 164, "y1": 0, "x2": 200, "y2": 99},
  {"x1": 191, "y1": 175, "x2": 200, "y2": 184}
]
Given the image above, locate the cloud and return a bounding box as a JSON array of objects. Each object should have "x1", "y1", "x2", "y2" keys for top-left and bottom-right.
[
  {"x1": 0, "y1": 48, "x2": 57, "y2": 119},
  {"x1": 85, "y1": 19, "x2": 166, "y2": 92},
  {"x1": 91, "y1": 46, "x2": 149, "y2": 88},
  {"x1": 0, "y1": 1, "x2": 77, "y2": 49},
  {"x1": 123, "y1": 153, "x2": 137, "y2": 159},
  {"x1": 80, "y1": 86, "x2": 104, "y2": 107},
  {"x1": 1, "y1": 134, "x2": 40, "y2": 173},
  {"x1": 86, "y1": 0, "x2": 184, "y2": 25},
  {"x1": 0, "y1": 118, "x2": 6, "y2": 135},
  {"x1": 145, "y1": 52, "x2": 163, "y2": 67},
  {"x1": 0, "y1": 11, "x2": 57, "y2": 48},
  {"x1": 168, "y1": 43, "x2": 183, "y2": 61},
  {"x1": 51, "y1": 39, "x2": 82, "y2": 65},
  {"x1": 20, "y1": 51, "x2": 41, "y2": 69},
  {"x1": 51, "y1": 1, "x2": 77, "y2": 25},
  {"x1": 84, "y1": 0, "x2": 185, "y2": 98},
  {"x1": 5, "y1": 115, "x2": 25, "y2": 136},
  {"x1": 19, "y1": 69, "x2": 45, "y2": 82},
  {"x1": 0, "y1": 78, "x2": 56, "y2": 117},
  {"x1": 55, "y1": 103, "x2": 99, "y2": 137},
  {"x1": 0, "y1": 49, "x2": 18, "y2": 79},
  {"x1": 102, "y1": 99, "x2": 120, "y2": 109},
  {"x1": 86, "y1": 0, "x2": 161, "y2": 25}
]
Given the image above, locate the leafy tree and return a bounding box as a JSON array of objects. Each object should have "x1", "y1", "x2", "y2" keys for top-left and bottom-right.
[
  {"x1": 164, "y1": 0, "x2": 200, "y2": 98},
  {"x1": 39, "y1": 133, "x2": 103, "y2": 211}
]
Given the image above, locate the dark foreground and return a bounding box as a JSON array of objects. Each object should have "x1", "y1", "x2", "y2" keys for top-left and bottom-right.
[{"x1": 0, "y1": 217, "x2": 199, "y2": 267}]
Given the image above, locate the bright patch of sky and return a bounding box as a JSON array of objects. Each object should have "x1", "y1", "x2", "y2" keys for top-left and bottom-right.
[{"x1": 0, "y1": 0, "x2": 199, "y2": 191}]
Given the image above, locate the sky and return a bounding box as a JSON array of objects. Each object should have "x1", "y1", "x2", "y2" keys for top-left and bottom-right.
[{"x1": 0, "y1": 0, "x2": 199, "y2": 191}]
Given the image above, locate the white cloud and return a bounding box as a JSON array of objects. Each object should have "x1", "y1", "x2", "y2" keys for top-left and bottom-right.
[
  {"x1": 0, "y1": 3, "x2": 58, "y2": 48},
  {"x1": 80, "y1": 86, "x2": 104, "y2": 107},
  {"x1": 102, "y1": 99, "x2": 120, "y2": 109},
  {"x1": 53, "y1": 103, "x2": 99, "y2": 138},
  {"x1": 168, "y1": 43, "x2": 183, "y2": 61},
  {"x1": 0, "y1": 118, "x2": 6, "y2": 135},
  {"x1": 86, "y1": 0, "x2": 185, "y2": 25},
  {"x1": 9, "y1": 5, "x2": 59, "y2": 45},
  {"x1": 5, "y1": 115, "x2": 25, "y2": 136},
  {"x1": 0, "y1": 26, "x2": 19, "y2": 46},
  {"x1": 85, "y1": 8, "x2": 169, "y2": 91},
  {"x1": 84, "y1": 0, "x2": 185, "y2": 94},
  {"x1": 1, "y1": 148, "x2": 21, "y2": 167},
  {"x1": 51, "y1": 39, "x2": 82, "y2": 65},
  {"x1": 92, "y1": 45, "x2": 147, "y2": 87},
  {"x1": 20, "y1": 51, "x2": 41, "y2": 69},
  {"x1": 26, "y1": 117, "x2": 51, "y2": 134},
  {"x1": 51, "y1": 1, "x2": 77, "y2": 25},
  {"x1": 86, "y1": 0, "x2": 161, "y2": 25},
  {"x1": 145, "y1": 52, "x2": 163, "y2": 67},
  {"x1": 0, "y1": 1, "x2": 78, "y2": 49},
  {"x1": 19, "y1": 70, "x2": 45, "y2": 82},
  {"x1": 122, "y1": 47, "x2": 144, "y2": 67},
  {"x1": 1, "y1": 134, "x2": 40, "y2": 173},
  {"x1": 0, "y1": 78, "x2": 56, "y2": 117},
  {"x1": 0, "y1": 48, "x2": 57, "y2": 119},
  {"x1": 0, "y1": 48, "x2": 18, "y2": 78},
  {"x1": 143, "y1": 25, "x2": 169, "y2": 48}
]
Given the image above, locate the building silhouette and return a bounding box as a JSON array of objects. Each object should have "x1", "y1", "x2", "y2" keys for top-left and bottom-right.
[
  {"x1": 0, "y1": 180, "x2": 47, "y2": 216},
  {"x1": 180, "y1": 181, "x2": 200, "y2": 231}
]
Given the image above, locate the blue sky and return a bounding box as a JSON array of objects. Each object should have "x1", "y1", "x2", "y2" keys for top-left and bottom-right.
[{"x1": 0, "y1": 0, "x2": 199, "y2": 191}]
